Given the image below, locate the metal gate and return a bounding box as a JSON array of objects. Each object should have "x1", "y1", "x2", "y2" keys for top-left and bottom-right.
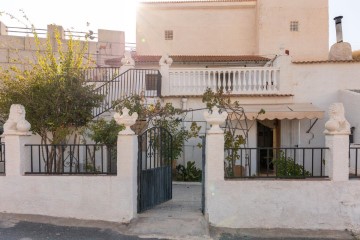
[{"x1": 138, "y1": 127, "x2": 173, "y2": 213}]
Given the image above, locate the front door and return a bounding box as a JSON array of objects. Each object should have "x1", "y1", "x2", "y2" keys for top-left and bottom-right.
[
  {"x1": 138, "y1": 127, "x2": 173, "y2": 213},
  {"x1": 257, "y1": 120, "x2": 279, "y2": 175}
]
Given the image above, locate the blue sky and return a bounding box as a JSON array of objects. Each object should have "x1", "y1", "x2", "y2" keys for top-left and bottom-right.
[{"x1": 1, "y1": 0, "x2": 360, "y2": 50}]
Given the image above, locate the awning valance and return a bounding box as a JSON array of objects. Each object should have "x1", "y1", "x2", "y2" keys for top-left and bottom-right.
[{"x1": 231, "y1": 103, "x2": 324, "y2": 120}]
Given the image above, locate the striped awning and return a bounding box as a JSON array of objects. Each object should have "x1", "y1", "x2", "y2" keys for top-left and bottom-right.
[{"x1": 231, "y1": 103, "x2": 324, "y2": 120}]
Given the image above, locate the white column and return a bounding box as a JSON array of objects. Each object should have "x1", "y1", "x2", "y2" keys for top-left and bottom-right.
[
  {"x1": 273, "y1": 54, "x2": 291, "y2": 94},
  {"x1": 114, "y1": 107, "x2": 138, "y2": 221},
  {"x1": 159, "y1": 54, "x2": 173, "y2": 96},
  {"x1": 324, "y1": 103, "x2": 351, "y2": 181},
  {"x1": 3, "y1": 133, "x2": 32, "y2": 176},
  {"x1": 203, "y1": 107, "x2": 228, "y2": 218},
  {"x1": 2, "y1": 104, "x2": 32, "y2": 176},
  {"x1": 325, "y1": 135, "x2": 349, "y2": 181}
]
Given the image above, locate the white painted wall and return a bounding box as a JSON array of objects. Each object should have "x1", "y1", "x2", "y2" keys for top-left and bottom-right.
[
  {"x1": 257, "y1": 0, "x2": 329, "y2": 61},
  {"x1": 207, "y1": 180, "x2": 360, "y2": 230},
  {"x1": 290, "y1": 61, "x2": 360, "y2": 147},
  {"x1": 137, "y1": 2, "x2": 257, "y2": 55},
  {"x1": 0, "y1": 175, "x2": 129, "y2": 222},
  {"x1": 340, "y1": 90, "x2": 360, "y2": 144},
  {"x1": 204, "y1": 114, "x2": 359, "y2": 231},
  {"x1": 0, "y1": 129, "x2": 138, "y2": 223},
  {"x1": 136, "y1": 1, "x2": 329, "y2": 61}
]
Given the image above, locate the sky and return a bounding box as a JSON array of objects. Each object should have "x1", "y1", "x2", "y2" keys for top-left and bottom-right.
[{"x1": 1, "y1": 0, "x2": 360, "y2": 50}]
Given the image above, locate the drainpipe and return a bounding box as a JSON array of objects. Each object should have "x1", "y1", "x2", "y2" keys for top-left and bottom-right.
[
  {"x1": 334, "y1": 16, "x2": 344, "y2": 43},
  {"x1": 181, "y1": 98, "x2": 188, "y2": 166}
]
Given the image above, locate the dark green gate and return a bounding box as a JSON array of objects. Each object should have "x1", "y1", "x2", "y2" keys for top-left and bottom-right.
[{"x1": 138, "y1": 127, "x2": 173, "y2": 213}]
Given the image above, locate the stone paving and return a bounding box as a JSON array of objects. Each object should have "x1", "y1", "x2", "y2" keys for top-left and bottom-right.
[{"x1": 127, "y1": 182, "x2": 210, "y2": 239}]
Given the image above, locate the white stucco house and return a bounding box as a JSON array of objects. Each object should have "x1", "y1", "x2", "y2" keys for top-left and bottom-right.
[
  {"x1": 100, "y1": 0, "x2": 360, "y2": 176},
  {"x1": 2, "y1": 0, "x2": 360, "y2": 233},
  {"x1": 1, "y1": 0, "x2": 359, "y2": 177}
]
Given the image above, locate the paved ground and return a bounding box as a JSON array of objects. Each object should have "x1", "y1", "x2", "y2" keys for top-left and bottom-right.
[
  {"x1": 128, "y1": 183, "x2": 209, "y2": 239},
  {"x1": 0, "y1": 183, "x2": 358, "y2": 240}
]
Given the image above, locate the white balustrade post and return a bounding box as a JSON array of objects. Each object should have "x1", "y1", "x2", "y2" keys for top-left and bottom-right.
[
  {"x1": 159, "y1": 54, "x2": 173, "y2": 96},
  {"x1": 273, "y1": 53, "x2": 291, "y2": 94},
  {"x1": 324, "y1": 103, "x2": 350, "y2": 181},
  {"x1": 120, "y1": 51, "x2": 135, "y2": 73},
  {"x1": 2, "y1": 104, "x2": 32, "y2": 176},
  {"x1": 203, "y1": 107, "x2": 228, "y2": 219},
  {"x1": 114, "y1": 107, "x2": 138, "y2": 221}
]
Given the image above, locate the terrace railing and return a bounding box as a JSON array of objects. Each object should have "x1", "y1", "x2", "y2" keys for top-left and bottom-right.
[
  {"x1": 0, "y1": 143, "x2": 5, "y2": 174},
  {"x1": 168, "y1": 67, "x2": 280, "y2": 96},
  {"x1": 224, "y1": 147, "x2": 329, "y2": 179},
  {"x1": 25, "y1": 144, "x2": 116, "y2": 175}
]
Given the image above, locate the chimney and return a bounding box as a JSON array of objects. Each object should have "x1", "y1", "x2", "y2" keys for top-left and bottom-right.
[
  {"x1": 328, "y1": 16, "x2": 352, "y2": 61},
  {"x1": 334, "y1": 16, "x2": 343, "y2": 43}
]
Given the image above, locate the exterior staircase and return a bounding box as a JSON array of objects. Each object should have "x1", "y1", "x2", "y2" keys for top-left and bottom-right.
[{"x1": 85, "y1": 68, "x2": 162, "y2": 118}]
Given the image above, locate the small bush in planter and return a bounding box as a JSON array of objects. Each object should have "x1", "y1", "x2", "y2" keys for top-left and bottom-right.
[
  {"x1": 272, "y1": 151, "x2": 311, "y2": 178},
  {"x1": 176, "y1": 161, "x2": 202, "y2": 182}
]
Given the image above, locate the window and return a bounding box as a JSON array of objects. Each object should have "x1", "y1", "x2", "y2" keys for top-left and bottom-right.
[
  {"x1": 290, "y1": 21, "x2": 299, "y2": 32},
  {"x1": 165, "y1": 30, "x2": 173, "y2": 40},
  {"x1": 145, "y1": 74, "x2": 159, "y2": 91}
]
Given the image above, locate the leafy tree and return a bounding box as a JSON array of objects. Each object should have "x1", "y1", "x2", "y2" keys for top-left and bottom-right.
[
  {"x1": 86, "y1": 119, "x2": 124, "y2": 147},
  {"x1": 0, "y1": 26, "x2": 102, "y2": 144}
]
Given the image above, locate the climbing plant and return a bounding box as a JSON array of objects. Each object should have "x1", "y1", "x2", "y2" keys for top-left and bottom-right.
[{"x1": 202, "y1": 88, "x2": 265, "y2": 176}]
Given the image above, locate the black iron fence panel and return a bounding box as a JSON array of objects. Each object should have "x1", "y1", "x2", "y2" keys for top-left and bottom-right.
[
  {"x1": 25, "y1": 144, "x2": 116, "y2": 175},
  {"x1": 138, "y1": 127, "x2": 173, "y2": 213},
  {"x1": 224, "y1": 147, "x2": 329, "y2": 179},
  {"x1": 349, "y1": 146, "x2": 360, "y2": 178},
  {"x1": 84, "y1": 67, "x2": 122, "y2": 82},
  {"x1": 92, "y1": 69, "x2": 162, "y2": 117},
  {"x1": 0, "y1": 143, "x2": 5, "y2": 174}
]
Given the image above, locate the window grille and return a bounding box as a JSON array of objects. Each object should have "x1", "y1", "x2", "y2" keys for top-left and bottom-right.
[
  {"x1": 290, "y1": 21, "x2": 299, "y2": 32},
  {"x1": 165, "y1": 30, "x2": 173, "y2": 40}
]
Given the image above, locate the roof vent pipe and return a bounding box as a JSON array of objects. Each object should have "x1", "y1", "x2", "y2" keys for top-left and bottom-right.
[{"x1": 334, "y1": 16, "x2": 344, "y2": 43}]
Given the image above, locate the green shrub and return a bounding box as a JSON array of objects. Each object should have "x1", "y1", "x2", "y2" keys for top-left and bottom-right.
[
  {"x1": 272, "y1": 151, "x2": 311, "y2": 178},
  {"x1": 176, "y1": 161, "x2": 202, "y2": 182}
]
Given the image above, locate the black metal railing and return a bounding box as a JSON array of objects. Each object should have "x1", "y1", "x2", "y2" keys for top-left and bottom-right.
[
  {"x1": 25, "y1": 144, "x2": 116, "y2": 175},
  {"x1": 349, "y1": 146, "x2": 360, "y2": 178},
  {"x1": 83, "y1": 67, "x2": 122, "y2": 82},
  {"x1": 0, "y1": 143, "x2": 5, "y2": 174},
  {"x1": 224, "y1": 147, "x2": 329, "y2": 179},
  {"x1": 92, "y1": 69, "x2": 162, "y2": 117},
  {"x1": 5, "y1": 26, "x2": 97, "y2": 40}
]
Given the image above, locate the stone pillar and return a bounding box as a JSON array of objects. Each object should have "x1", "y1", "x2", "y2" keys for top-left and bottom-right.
[
  {"x1": 324, "y1": 103, "x2": 350, "y2": 181},
  {"x1": 2, "y1": 104, "x2": 32, "y2": 176},
  {"x1": 0, "y1": 21, "x2": 8, "y2": 35},
  {"x1": 159, "y1": 54, "x2": 173, "y2": 96},
  {"x1": 114, "y1": 107, "x2": 138, "y2": 221},
  {"x1": 47, "y1": 24, "x2": 65, "y2": 39},
  {"x1": 203, "y1": 107, "x2": 228, "y2": 217}
]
